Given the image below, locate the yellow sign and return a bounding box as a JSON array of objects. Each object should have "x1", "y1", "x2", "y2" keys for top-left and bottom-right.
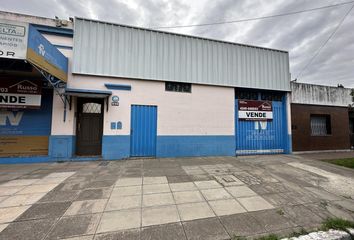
[{"x1": 0, "y1": 136, "x2": 48, "y2": 157}]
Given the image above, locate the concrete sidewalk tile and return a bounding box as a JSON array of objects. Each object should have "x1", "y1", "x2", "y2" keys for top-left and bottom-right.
[
  {"x1": 182, "y1": 217, "x2": 230, "y2": 240},
  {"x1": 250, "y1": 209, "x2": 296, "y2": 232},
  {"x1": 43, "y1": 172, "x2": 75, "y2": 179},
  {"x1": 143, "y1": 184, "x2": 170, "y2": 194},
  {"x1": 33, "y1": 177, "x2": 67, "y2": 184},
  {"x1": 112, "y1": 185, "x2": 142, "y2": 196},
  {"x1": 97, "y1": 209, "x2": 141, "y2": 233},
  {"x1": 209, "y1": 199, "x2": 246, "y2": 216},
  {"x1": 173, "y1": 191, "x2": 204, "y2": 204},
  {"x1": 16, "y1": 183, "x2": 58, "y2": 194},
  {"x1": 39, "y1": 190, "x2": 80, "y2": 203},
  {"x1": 0, "y1": 218, "x2": 56, "y2": 240},
  {"x1": 95, "y1": 229, "x2": 140, "y2": 240},
  {"x1": 200, "y1": 188, "x2": 232, "y2": 201},
  {"x1": 143, "y1": 177, "x2": 168, "y2": 185},
  {"x1": 85, "y1": 180, "x2": 116, "y2": 189},
  {"x1": 142, "y1": 205, "x2": 180, "y2": 227},
  {"x1": 105, "y1": 195, "x2": 141, "y2": 211},
  {"x1": 219, "y1": 213, "x2": 266, "y2": 236},
  {"x1": 47, "y1": 214, "x2": 100, "y2": 239},
  {"x1": 77, "y1": 188, "x2": 111, "y2": 201},
  {"x1": 62, "y1": 235, "x2": 93, "y2": 240},
  {"x1": 194, "y1": 180, "x2": 222, "y2": 189},
  {"x1": 115, "y1": 178, "x2": 142, "y2": 187},
  {"x1": 333, "y1": 199, "x2": 354, "y2": 212},
  {"x1": 0, "y1": 186, "x2": 24, "y2": 196},
  {"x1": 283, "y1": 205, "x2": 323, "y2": 227},
  {"x1": 142, "y1": 192, "x2": 174, "y2": 207},
  {"x1": 225, "y1": 186, "x2": 257, "y2": 198},
  {"x1": 0, "y1": 205, "x2": 30, "y2": 224},
  {"x1": 0, "y1": 224, "x2": 8, "y2": 233},
  {"x1": 141, "y1": 223, "x2": 186, "y2": 240},
  {"x1": 237, "y1": 196, "x2": 274, "y2": 212},
  {"x1": 177, "y1": 202, "x2": 215, "y2": 221},
  {"x1": 1, "y1": 179, "x2": 40, "y2": 187},
  {"x1": 16, "y1": 201, "x2": 71, "y2": 221},
  {"x1": 169, "y1": 182, "x2": 197, "y2": 192},
  {"x1": 0, "y1": 192, "x2": 47, "y2": 208},
  {"x1": 65, "y1": 199, "x2": 107, "y2": 216}
]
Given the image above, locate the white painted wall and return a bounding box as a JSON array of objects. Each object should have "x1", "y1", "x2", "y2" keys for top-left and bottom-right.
[{"x1": 68, "y1": 75, "x2": 235, "y2": 136}]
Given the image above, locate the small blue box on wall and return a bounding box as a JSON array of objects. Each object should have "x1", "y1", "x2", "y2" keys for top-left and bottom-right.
[{"x1": 111, "y1": 122, "x2": 116, "y2": 129}]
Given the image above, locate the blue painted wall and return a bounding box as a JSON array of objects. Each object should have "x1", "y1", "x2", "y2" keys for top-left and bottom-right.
[
  {"x1": 157, "y1": 135, "x2": 235, "y2": 157},
  {"x1": 102, "y1": 135, "x2": 130, "y2": 160},
  {"x1": 48, "y1": 135, "x2": 75, "y2": 159}
]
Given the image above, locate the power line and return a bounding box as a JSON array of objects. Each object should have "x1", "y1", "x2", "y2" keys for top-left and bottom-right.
[
  {"x1": 151, "y1": 1, "x2": 354, "y2": 29},
  {"x1": 295, "y1": 3, "x2": 354, "y2": 79}
]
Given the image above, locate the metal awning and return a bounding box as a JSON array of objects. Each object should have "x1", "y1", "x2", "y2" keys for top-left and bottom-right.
[{"x1": 64, "y1": 88, "x2": 112, "y2": 98}]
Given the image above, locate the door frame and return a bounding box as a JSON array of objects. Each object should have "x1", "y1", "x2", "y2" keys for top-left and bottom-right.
[{"x1": 75, "y1": 97, "x2": 104, "y2": 156}]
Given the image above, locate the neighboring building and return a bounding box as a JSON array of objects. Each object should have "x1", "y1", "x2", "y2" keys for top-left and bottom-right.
[
  {"x1": 291, "y1": 82, "x2": 353, "y2": 152},
  {"x1": 0, "y1": 12, "x2": 292, "y2": 163}
]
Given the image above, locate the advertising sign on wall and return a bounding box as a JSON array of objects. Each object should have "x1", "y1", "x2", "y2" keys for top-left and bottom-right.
[
  {"x1": 0, "y1": 79, "x2": 42, "y2": 109},
  {"x1": 0, "y1": 20, "x2": 29, "y2": 59},
  {"x1": 238, "y1": 100, "x2": 273, "y2": 121}
]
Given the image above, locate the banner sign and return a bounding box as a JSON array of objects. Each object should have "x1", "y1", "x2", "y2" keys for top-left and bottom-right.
[
  {"x1": 238, "y1": 100, "x2": 273, "y2": 121},
  {"x1": 0, "y1": 79, "x2": 42, "y2": 109},
  {"x1": 0, "y1": 19, "x2": 68, "y2": 82}
]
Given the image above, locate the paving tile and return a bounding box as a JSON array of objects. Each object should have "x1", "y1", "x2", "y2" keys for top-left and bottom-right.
[
  {"x1": 44, "y1": 172, "x2": 76, "y2": 178},
  {"x1": 0, "y1": 218, "x2": 56, "y2": 240},
  {"x1": 166, "y1": 175, "x2": 192, "y2": 183},
  {"x1": 0, "y1": 224, "x2": 8, "y2": 233},
  {"x1": 39, "y1": 190, "x2": 80, "y2": 203},
  {"x1": 142, "y1": 205, "x2": 180, "y2": 227},
  {"x1": 333, "y1": 199, "x2": 354, "y2": 212},
  {"x1": 105, "y1": 195, "x2": 141, "y2": 211},
  {"x1": 225, "y1": 186, "x2": 257, "y2": 198},
  {"x1": 97, "y1": 209, "x2": 141, "y2": 233},
  {"x1": 200, "y1": 188, "x2": 232, "y2": 201},
  {"x1": 16, "y1": 183, "x2": 58, "y2": 194},
  {"x1": 169, "y1": 182, "x2": 197, "y2": 192},
  {"x1": 283, "y1": 205, "x2": 324, "y2": 227},
  {"x1": 0, "y1": 192, "x2": 47, "y2": 207},
  {"x1": 55, "y1": 182, "x2": 89, "y2": 191},
  {"x1": 115, "y1": 178, "x2": 142, "y2": 187},
  {"x1": 237, "y1": 196, "x2": 274, "y2": 212},
  {"x1": 182, "y1": 217, "x2": 230, "y2": 240},
  {"x1": 0, "y1": 186, "x2": 25, "y2": 196},
  {"x1": 214, "y1": 175, "x2": 245, "y2": 186},
  {"x1": 111, "y1": 186, "x2": 142, "y2": 196},
  {"x1": 62, "y1": 235, "x2": 94, "y2": 240},
  {"x1": 0, "y1": 196, "x2": 8, "y2": 203},
  {"x1": 47, "y1": 214, "x2": 101, "y2": 239},
  {"x1": 177, "y1": 202, "x2": 215, "y2": 221},
  {"x1": 33, "y1": 177, "x2": 67, "y2": 184},
  {"x1": 173, "y1": 191, "x2": 204, "y2": 204},
  {"x1": 304, "y1": 187, "x2": 342, "y2": 201},
  {"x1": 85, "y1": 180, "x2": 116, "y2": 189},
  {"x1": 209, "y1": 199, "x2": 246, "y2": 216},
  {"x1": 143, "y1": 184, "x2": 170, "y2": 194},
  {"x1": 143, "y1": 177, "x2": 168, "y2": 185},
  {"x1": 77, "y1": 188, "x2": 111, "y2": 201},
  {"x1": 16, "y1": 201, "x2": 71, "y2": 221},
  {"x1": 219, "y1": 213, "x2": 266, "y2": 237},
  {"x1": 194, "y1": 180, "x2": 222, "y2": 189},
  {"x1": 95, "y1": 229, "x2": 140, "y2": 240},
  {"x1": 0, "y1": 205, "x2": 30, "y2": 223},
  {"x1": 249, "y1": 209, "x2": 296, "y2": 231},
  {"x1": 65, "y1": 199, "x2": 107, "y2": 216},
  {"x1": 1, "y1": 179, "x2": 40, "y2": 187},
  {"x1": 142, "y1": 192, "x2": 174, "y2": 207},
  {"x1": 141, "y1": 222, "x2": 186, "y2": 240}
]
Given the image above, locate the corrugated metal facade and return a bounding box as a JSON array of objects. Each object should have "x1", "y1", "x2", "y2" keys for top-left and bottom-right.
[{"x1": 73, "y1": 18, "x2": 290, "y2": 91}]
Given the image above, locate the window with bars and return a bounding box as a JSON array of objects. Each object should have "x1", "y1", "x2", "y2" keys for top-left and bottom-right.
[
  {"x1": 310, "y1": 115, "x2": 331, "y2": 136},
  {"x1": 165, "y1": 82, "x2": 192, "y2": 93},
  {"x1": 82, "y1": 103, "x2": 102, "y2": 114}
]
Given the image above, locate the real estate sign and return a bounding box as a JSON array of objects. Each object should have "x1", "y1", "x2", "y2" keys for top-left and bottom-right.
[
  {"x1": 0, "y1": 20, "x2": 29, "y2": 59},
  {"x1": 238, "y1": 100, "x2": 273, "y2": 121}
]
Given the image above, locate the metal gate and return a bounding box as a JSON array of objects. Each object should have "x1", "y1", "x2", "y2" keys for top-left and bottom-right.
[
  {"x1": 235, "y1": 101, "x2": 286, "y2": 155},
  {"x1": 130, "y1": 105, "x2": 157, "y2": 157}
]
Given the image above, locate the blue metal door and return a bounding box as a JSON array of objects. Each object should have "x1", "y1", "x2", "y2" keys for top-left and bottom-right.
[
  {"x1": 235, "y1": 101, "x2": 286, "y2": 155},
  {"x1": 130, "y1": 105, "x2": 157, "y2": 157}
]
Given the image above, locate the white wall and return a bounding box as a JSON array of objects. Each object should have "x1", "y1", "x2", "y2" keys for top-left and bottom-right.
[{"x1": 68, "y1": 75, "x2": 235, "y2": 136}]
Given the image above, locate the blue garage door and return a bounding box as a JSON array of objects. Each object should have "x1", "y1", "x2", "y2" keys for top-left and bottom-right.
[
  {"x1": 130, "y1": 105, "x2": 157, "y2": 157},
  {"x1": 235, "y1": 100, "x2": 286, "y2": 155}
]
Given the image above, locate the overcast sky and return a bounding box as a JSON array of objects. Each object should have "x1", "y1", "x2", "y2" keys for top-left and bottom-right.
[{"x1": 2, "y1": 0, "x2": 354, "y2": 87}]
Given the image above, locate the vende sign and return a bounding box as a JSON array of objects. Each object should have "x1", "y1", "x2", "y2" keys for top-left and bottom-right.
[
  {"x1": 0, "y1": 79, "x2": 41, "y2": 109},
  {"x1": 238, "y1": 100, "x2": 273, "y2": 121}
]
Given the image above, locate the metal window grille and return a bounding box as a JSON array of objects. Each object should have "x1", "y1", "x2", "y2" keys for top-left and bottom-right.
[
  {"x1": 82, "y1": 103, "x2": 101, "y2": 113},
  {"x1": 310, "y1": 116, "x2": 329, "y2": 136}
]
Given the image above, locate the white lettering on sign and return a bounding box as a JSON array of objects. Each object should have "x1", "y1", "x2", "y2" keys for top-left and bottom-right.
[{"x1": 0, "y1": 111, "x2": 23, "y2": 126}]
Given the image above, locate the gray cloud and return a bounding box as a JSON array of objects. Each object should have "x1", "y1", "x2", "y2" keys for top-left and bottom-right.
[{"x1": 1, "y1": 0, "x2": 353, "y2": 87}]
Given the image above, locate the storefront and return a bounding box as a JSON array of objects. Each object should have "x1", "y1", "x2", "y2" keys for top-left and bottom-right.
[{"x1": 0, "y1": 18, "x2": 68, "y2": 163}]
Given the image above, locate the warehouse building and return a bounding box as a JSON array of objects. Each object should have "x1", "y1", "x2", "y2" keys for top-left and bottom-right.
[
  {"x1": 0, "y1": 13, "x2": 292, "y2": 163},
  {"x1": 291, "y1": 82, "x2": 353, "y2": 152}
]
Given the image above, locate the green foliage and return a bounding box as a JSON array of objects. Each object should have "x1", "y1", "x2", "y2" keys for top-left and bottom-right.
[
  {"x1": 322, "y1": 158, "x2": 354, "y2": 169},
  {"x1": 321, "y1": 218, "x2": 354, "y2": 231}
]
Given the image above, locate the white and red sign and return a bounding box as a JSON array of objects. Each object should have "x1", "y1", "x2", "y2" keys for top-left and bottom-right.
[
  {"x1": 0, "y1": 79, "x2": 42, "y2": 109},
  {"x1": 238, "y1": 100, "x2": 273, "y2": 121}
]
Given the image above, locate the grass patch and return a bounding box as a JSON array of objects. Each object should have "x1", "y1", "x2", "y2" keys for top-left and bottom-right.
[
  {"x1": 255, "y1": 234, "x2": 279, "y2": 240},
  {"x1": 321, "y1": 218, "x2": 354, "y2": 231},
  {"x1": 288, "y1": 228, "x2": 309, "y2": 238},
  {"x1": 322, "y1": 158, "x2": 354, "y2": 169}
]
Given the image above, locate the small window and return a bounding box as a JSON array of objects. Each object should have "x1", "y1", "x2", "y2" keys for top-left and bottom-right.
[
  {"x1": 261, "y1": 92, "x2": 283, "y2": 101},
  {"x1": 82, "y1": 103, "x2": 101, "y2": 114},
  {"x1": 310, "y1": 115, "x2": 331, "y2": 136},
  {"x1": 165, "y1": 82, "x2": 191, "y2": 93},
  {"x1": 235, "y1": 89, "x2": 258, "y2": 100}
]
